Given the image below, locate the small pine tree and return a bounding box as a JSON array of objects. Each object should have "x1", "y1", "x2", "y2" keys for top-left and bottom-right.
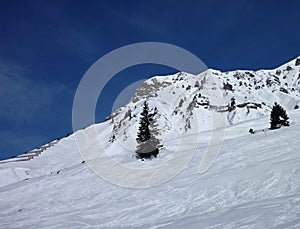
[
  {"x1": 228, "y1": 97, "x2": 236, "y2": 112},
  {"x1": 136, "y1": 101, "x2": 160, "y2": 159},
  {"x1": 270, "y1": 102, "x2": 290, "y2": 129}
]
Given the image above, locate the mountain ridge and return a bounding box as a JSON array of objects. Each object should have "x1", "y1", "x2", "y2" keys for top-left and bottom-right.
[{"x1": 1, "y1": 56, "x2": 300, "y2": 163}]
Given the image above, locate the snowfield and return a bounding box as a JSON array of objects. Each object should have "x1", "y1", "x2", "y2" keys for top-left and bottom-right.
[
  {"x1": 1, "y1": 57, "x2": 300, "y2": 228},
  {"x1": 0, "y1": 111, "x2": 300, "y2": 228}
]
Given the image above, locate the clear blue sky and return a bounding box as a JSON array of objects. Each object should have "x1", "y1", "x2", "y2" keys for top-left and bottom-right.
[{"x1": 0, "y1": 0, "x2": 299, "y2": 159}]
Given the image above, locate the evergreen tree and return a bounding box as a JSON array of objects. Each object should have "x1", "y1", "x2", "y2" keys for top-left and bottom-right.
[
  {"x1": 136, "y1": 101, "x2": 160, "y2": 159},
  {"x1": 270, "y1": 102, "x2": 290, "y2": 129}
]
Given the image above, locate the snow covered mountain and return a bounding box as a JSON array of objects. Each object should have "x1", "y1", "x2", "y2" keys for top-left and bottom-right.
[
  {"x1": 111, "y1": 56, "x2": 300, "y2": 138},
  {"x1": 108, "y1": 56, "x2": 300, "y2": 161},
  {"x1": 0, "y1": 56, "x2": 300, "y2": 228}
]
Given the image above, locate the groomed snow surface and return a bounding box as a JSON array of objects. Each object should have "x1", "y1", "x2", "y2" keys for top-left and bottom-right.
[{"x1": 1, "y1": 109, "x2": 300, "y2": 228}]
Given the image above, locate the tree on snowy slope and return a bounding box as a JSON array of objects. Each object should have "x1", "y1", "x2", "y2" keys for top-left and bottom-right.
[
  {"x1": 136, "y1": 101, "x2": 160, "y2": 160},
  {"x1": 270, "y1": 102, "x2": 290, "y2": 129}
]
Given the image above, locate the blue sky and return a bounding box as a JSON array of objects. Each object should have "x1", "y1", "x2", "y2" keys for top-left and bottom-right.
[{"x1": 0, "y1": 0, "x2": 299, "y2": 159}]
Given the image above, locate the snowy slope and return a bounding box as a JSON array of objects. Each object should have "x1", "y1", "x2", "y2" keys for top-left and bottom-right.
[
  {"x1": 0, "y1": 111, "x2": 300, "y2": 228},
  {"x1": 0, "y1": 57, "x2": 300, "y2": 228}
]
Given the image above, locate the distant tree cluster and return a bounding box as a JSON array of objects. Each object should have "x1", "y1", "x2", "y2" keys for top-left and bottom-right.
[
  {"x1": 136, "y1": 101, "x2": 161, "y2": 160},
  {"x1": 270, "y1": 102, "x2": 290, "y2": 129}
]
